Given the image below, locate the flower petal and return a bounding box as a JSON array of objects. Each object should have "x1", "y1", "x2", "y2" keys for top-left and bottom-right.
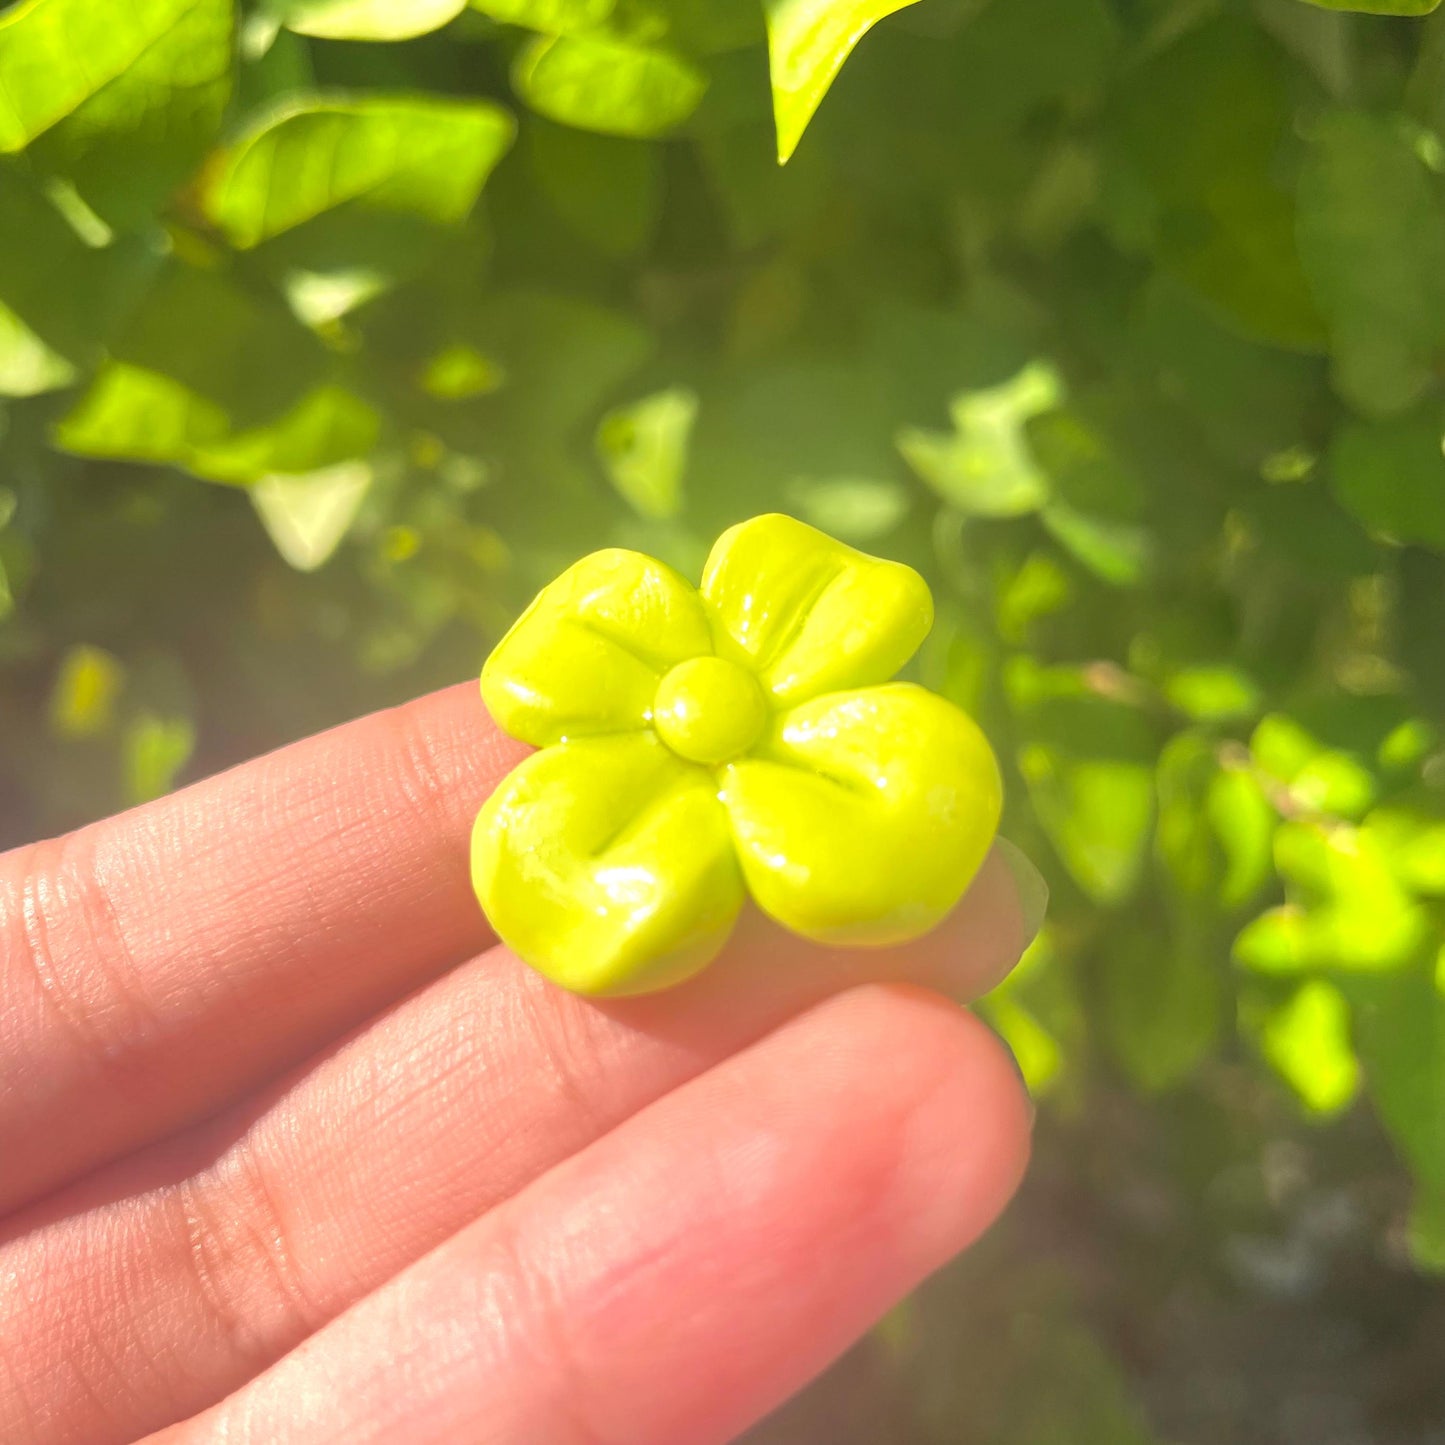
[
  {"x1": 482, "y1": 548, "x2": 712, "y2": 746},
  {"x1": 472, "y1": 732, "x2": 745, "y2": 995},
  {"x1": 720, "y1": 683, "x2": 1001, "y2": 944},
  {"x1": 700, "y1": 513, "x2": 933, "y2": 704}
]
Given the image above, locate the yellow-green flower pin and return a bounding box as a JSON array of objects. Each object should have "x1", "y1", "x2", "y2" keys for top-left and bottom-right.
[{"x1": 472, "y1": 513, "x2": 1002, "y2": 995}]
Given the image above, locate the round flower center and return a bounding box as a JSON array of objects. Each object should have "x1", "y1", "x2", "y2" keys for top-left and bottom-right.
[{"x1": 653, "y1": 656, "x2": 768, "y2": 767}]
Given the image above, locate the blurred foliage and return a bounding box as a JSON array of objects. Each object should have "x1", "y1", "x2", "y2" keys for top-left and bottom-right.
[{"x1": 4, "y1": 0, "x2": 1445, "y2": 1436}]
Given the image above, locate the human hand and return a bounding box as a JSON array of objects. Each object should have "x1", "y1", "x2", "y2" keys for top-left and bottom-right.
[{"x1": 0, "y1": 683, "x2": 1037, "y2": 1445}]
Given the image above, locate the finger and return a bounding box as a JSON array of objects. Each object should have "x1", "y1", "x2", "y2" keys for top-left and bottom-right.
[
  {"x1": 0, "y1": 681, "x2": 528, "y2": 1214},
  {"x1": 0, "y1": 848, "x2": 1035, "y2": 1445},
  {"x1": 146, "y1": 985, "x2": 1032, "y2": 1445}
]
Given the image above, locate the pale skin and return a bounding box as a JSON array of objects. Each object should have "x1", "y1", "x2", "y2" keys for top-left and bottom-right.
[{"x1": 0, "y1": 681, "x2": 1034, "y2": 1445}]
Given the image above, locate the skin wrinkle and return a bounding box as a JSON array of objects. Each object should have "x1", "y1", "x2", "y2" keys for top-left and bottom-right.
[
  {"x1": 13, "y1": 833, "x2": 164, "y2": 1095},
  {"x1": 0, "y1": 684, "x2": 524, "y2": 1214},
  {"x1": 150, "y1": 989, "x2": 1027, "y2": 1445}
]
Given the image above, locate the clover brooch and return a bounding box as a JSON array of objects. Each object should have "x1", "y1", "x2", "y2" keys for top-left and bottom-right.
[{"x1": 471, "y1": 513, "x2": 1002, "y2": 995}]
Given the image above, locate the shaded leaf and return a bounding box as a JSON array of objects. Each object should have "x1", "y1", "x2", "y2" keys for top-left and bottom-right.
[
  {"x1": 1102, "y1": 924, "x2": 1222, "y2": 1092},
  {"x1": 1008, "y1": 658, "x2": 1156, "y2": 905},
  {"x1": 1329, "y1": 410, "x2": 1445, "y2": 552},
  {"x1": 1297, "y1": 111, "x2": 1445, "y2": 416}
]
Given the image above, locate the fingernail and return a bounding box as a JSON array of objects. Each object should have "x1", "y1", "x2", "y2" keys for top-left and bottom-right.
[{"x1": 995, "y1": 837, "x2": 1048, "y2": 950}]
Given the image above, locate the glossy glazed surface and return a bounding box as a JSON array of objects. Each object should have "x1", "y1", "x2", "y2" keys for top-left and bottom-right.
[{"x1": 473, "y1": 513, "x2": 1002, "y2": 995}]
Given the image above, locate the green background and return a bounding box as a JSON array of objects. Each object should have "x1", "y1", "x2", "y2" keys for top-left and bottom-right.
[{"x1": 4, "y1": 0, "x2": 1445, "y2": 1437}]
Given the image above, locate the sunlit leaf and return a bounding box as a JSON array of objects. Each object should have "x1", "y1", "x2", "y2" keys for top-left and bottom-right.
[
  {"x1": 785, "y1": 477, "x2": 908, "y2": 542},
  {"x1": 0, "y1": 0, "x2": 225, "y2": 152},
  {"x1": 763, "y1": 0, "x2": 922, "y2": 163},
  {"x1": 251, "y1": 461, "x2": 374, "y2": 570},
  {"x1": 1235, "y1": 818, "x2": 1427, "y2": 973},
  {"x1": 897, "y1": 361, "x2": 1061, "y2": 517},
  {"x1": 1251, "y1": 712, "x2": 1377, "y2": 820},
  {"x1": 419, "y1": 342, "x2": 505, "y2": 400},
  {"x1": 470, "y1": 0, "x2": 612, "y2": 29},
  {"x1": 267, "y1": 0, "x2": 466, "y2": 39},
  {"x1": 1259, "y1": 979, "x2": 1359, "y2": 1115},
  {"x1": 1298, "y1": 0, "x2": 1440, "y2": 21},
  {"x1": 1164, "y1": 665, "x2": 1263, "y2": 722},
  {"x1": 1156, "y1": 732, "x2": 1275, "y2": 908},
  {"x1": 513, "y1": 34, "x2": 706, "y2": 138},
  {"x1": 25, "y1": 0, "x2": 233, "y2": 229},
  {"x1": 1041, "y1": 501, "x2": 1152, "y2": 586},
  {"x1": 1297, "y1": 111, "x2": 1445, "y2": 415},
  {"x1": 49, "y1": 644, "x2": 124, "y2": 738},
  {"x1": 123, "y1": 709, "x2": 195, "y2": 803},
  {"x1": 0, "y1": 299, "x2": 76, "y2": 396},
  {"x1": 596, "y1": 387, "x2": 697, "y2": 520},
  {"x1": 54, "y1": 362, "x2": 379, "y2": 484},
  {"x1": 202, "y1": 94, "x2": 516, "y2": 247}
]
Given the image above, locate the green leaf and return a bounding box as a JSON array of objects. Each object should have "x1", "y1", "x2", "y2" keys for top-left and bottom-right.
[
  {"x1": 53, "y1": 362, "x2": 229, "y2": 465},
  {"x1": 26, "y1": 0, "x2": 233, "y2": 229},
  {"x1": 0, "y1": 298, "x2": 77, "y2": 396},
  {"x1": 1008, "y1": 659, "x2": 1156, "y2": 905},
  {"x1": 202, "y1": 94, "x2": 516, "y2": 247},
  {"x1": 123, "y1": 709, "x2": 195, "y2": 803},
  {"x1": 251, "y1": 462, "x2": 374, "y2": 570},
  {"x1": 1251, "y1": 712, "x2": 1377, "y2": 819},
  {"x1": 512, "y1": 34, "x2": 706, "y2": 138},
  {"x1": 0, "y1": 0, "x2": 224, "y2": 152},
  {"x1": 897, "y1": 361, "x2": 1061, "y2": 517},
  {"x1": 470, "y1": 0, "x2": 612, "y2": 31},
  {"x1": 1357, "y1": 970, "x2": 1445, "y2": 1200},
  {"x1": 1259, "y1": 979, "x2": 1360, "y2": 1115},
  {"x1": 267, "y1": 0, "x2": 467, "y2": 39},
  {"x1": 763, "y1": 0, "x2": 922, "y2": 163},
  {"x1": 525, "y1": 119, "x2": 661, "y2": 257},
  {"x1": 1102, "y1": 924, "x2": 1222, "y2": 1091},
  {"x1": 49, "y1": 644, "x2": 124, "y2": 738},
  {"x1": 1164, "y1": 665, "x2": 1263, "y2": 723},
  {"x1": 1328, "y1": 411, "x2": 1445, "y2": 552},
  {"x1": 1300, "y1": 0, "x2": 1439, "y2": 14},
  {"x1": 110, "y1": 261, "x2": 329, "y2": 425},
  {"x1": 1108, "y1": 18, "x2": 1323, "y2": 348},
  {"x1": 0, "y1": 163, "x2": 159, "y2": 366},
  {"x1": 785, "y1": 477, "x2": 909, "y2": 542},
  {"x1": 1156, "y1": 733, "x2": 1275, "y2": 908},
  {"x1": 596, "y1": 387, "x2": 697, "y2": 519},
  {"x1": 1297, "y1": 111, "x2": 1445, "y2": 416},
  {"x1": 54, "y1": 363, "x2": 379, "y2": 484},
  {"x1": 1235, "y1": 818, "x2": 1428, "y2": 973}
]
